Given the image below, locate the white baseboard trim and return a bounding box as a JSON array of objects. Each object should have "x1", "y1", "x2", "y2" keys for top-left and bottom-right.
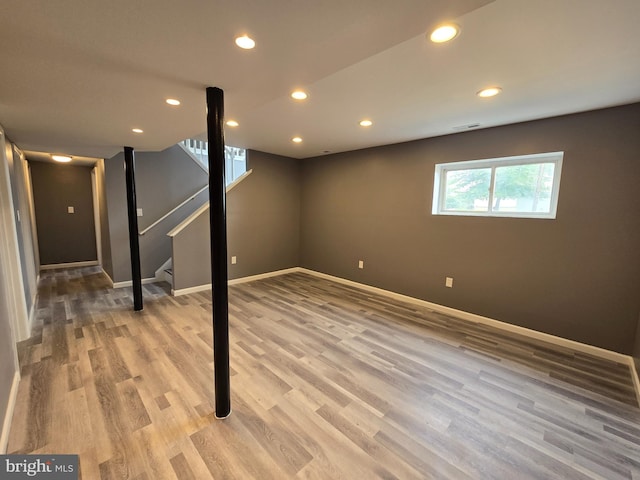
[
  {"x1": 171, "y1": 267, "x2": 301, "y2": 297},
  {"x1": 1, "y1": 371, "x2": 20, "y2": 454},
  {"x1": 40, "y1": 260, "x2": 99, "y2": 270},
  {"x1": 172, "y1": 283, "x2": 211, "y2": 296},
  {"x1": 102, "y1": 269, "x2": 114, "y2": 288},
  {"x1": 229, "y1": 267, "x2": 300, "y2": 286},
  {"x1": 112, "y1": 277, "x2": 157, "y2": 289},
  {"x1": 298, "y1": 268, "x2": 632, "y2": 366}
]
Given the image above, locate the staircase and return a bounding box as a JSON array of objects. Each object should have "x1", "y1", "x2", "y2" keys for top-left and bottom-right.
[
  {"x1": 167, "y1": 169, "x2": 253, "y2": 295},
  {"x1": 180, "y1": 139, "x2": 208, "y2": 170},
  {"x1": 148, "y1": 140, "x2": 248, "y2": 295},
  {"x1": 163, "y1": 267, "x2": 173, "y2": 284},
  {"x1": 179, "y1": 139, "x2": 247, "y2": 183}
]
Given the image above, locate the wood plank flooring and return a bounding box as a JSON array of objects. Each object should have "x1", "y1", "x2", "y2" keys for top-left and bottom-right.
[{"x1": 7, "y1": 266, "x2": 640, "y2": 479}]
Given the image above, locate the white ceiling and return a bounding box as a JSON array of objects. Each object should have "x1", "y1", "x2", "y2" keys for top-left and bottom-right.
[{"x1": 1, "y1": 0, "x2": 639, "y2": 162}]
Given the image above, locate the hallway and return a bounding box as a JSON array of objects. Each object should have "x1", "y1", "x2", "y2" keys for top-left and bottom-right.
[{"x1": 7, "y1": 267, "x2": 640, "y2": 479}]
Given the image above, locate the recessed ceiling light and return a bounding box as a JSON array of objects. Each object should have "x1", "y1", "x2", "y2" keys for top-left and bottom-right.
[
  {"x1": 291, "y1": 90, "x2": 308, "y2": 100},
  {"x1": 359, "y1": 119, "x2": 373, "y2": 127},
  {"x1": 235, "y1": 35, "x2": 255, "y2": 49},
  {"x1": 226, "y1": 120, "x2": 239, "y2": 127},
  {"x1": 292, "y1": 137, "x2": 303, "y2": 143},
  {"x1": 430, "y1": 24, "x2": 459, "y2": 43},
  {"x1": 166, "y1": 98, "x2": 181, "y2": 106},
  {"x1": 51, "y1": 154, "x2": 72, "y2": 163},
  {"x1": 477, "y1": 86, "x2": 502, "y2": 98},
  {"x1": 132, "y1": 128, "x2": 143, "y2": 133}
]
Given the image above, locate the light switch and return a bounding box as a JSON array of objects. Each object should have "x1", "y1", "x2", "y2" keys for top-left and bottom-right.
[
  {"x1": 67, "y1": 206, "x2": 75, "y2": 214},
  {"x1": 231, "y1": 256, "x2": 237, "y2": 265},
  {"x1": 137, "y1": 208, "x2": 143, "y2": 217}
]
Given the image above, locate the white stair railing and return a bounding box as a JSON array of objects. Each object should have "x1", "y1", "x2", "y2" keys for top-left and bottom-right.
[
  {"x1": 139, "y1": 185, "x2": 208, "y2": 236},
  {"x1": 179, "y1": 139, "x2": 247, "y2": 184},
  {"x1": 180, "y1": 139, "x2": 208, "y2": 171}
]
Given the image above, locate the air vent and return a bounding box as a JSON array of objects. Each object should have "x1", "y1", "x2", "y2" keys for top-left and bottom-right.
[{"x1": 453, "y1": 123, "x2": 481, "y2": 131}]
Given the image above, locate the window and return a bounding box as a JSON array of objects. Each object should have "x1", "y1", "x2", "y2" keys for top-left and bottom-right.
[{"x1": 432, "y1": 151, "x2": 563, "y2": 219}]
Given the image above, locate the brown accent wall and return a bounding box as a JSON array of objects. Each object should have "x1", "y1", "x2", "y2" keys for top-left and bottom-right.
[{"x1": 300, "y1": 103, "x2": 640, "y2": 354}]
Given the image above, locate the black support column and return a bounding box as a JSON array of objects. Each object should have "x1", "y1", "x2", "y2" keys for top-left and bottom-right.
[
  {"x1": 124, "y1": 146, "x2": 143, "y2": 311},
  {"x1": 206, "y1": 87, "x2": 231, "y2": 418}
]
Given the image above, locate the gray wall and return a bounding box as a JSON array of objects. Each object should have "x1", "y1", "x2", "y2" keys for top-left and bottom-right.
[
  {"x1": 104, "y1": 145, "x2": 208, "y2": 283},
  {"x1": 172, "y1": 207, "x2": 210, "y2": 290},
  {"x1": 300, "y1": 103, "x2": 640, "y2": 355},
  {"x1": 172, "y1": 150, "x2": 301, "y2": 290},
  {"x1": 228, "y1": 151, "x2": 301, "y2": 279},
  {"x1": 30, "y1": 161, "x2": 97, "y2": 265}
]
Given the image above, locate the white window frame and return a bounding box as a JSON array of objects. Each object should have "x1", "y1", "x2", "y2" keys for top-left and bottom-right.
[{"x1": 432, "y1": 151, "x2": 563, "y2": 219}]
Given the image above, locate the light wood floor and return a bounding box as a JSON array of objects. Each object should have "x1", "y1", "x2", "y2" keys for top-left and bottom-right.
[{"x1": 8, "y1": 266, "x2": 640, "y2": 479}]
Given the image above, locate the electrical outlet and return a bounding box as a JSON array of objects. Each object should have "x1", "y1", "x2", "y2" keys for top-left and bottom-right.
[
  {"x1": 445, "y1": 277, "x2": 454, "y2": 288},
  {"x1": 67, "y1": 206, "x2": 74, "y2": 214},
  {"x1": 137, "y1": 208, "x2": 143, "y2": 217},
  {"x1": 231, "y1": 256, "x2": 237, "y2": 265},
  {"x1": 358, "y1": 260, "x2": 364, "y2": 269}
]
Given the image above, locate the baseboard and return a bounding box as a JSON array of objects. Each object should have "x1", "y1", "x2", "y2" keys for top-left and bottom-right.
[
  {"x1": 112, "y1": 277, "x2": 157, "y2": 289},
  {"x1": 0, "y1": 371, "x2": 20, "y2": 454},
  {"x1": 102, "y1": 269, "x2": 114, "y2": 288},
  {"x1": 172, "y1": 267, "x2": 300, "y2": 296},
  {"x1": 228, "y1": 267, "x2": 300, "y2": 286},
  {"x1": 172, "y1": 283, "x2": 211, "y2": 296},
  {"x1": 298, "y1": 268, "x2": 632, "y2": 366},
  {"x1": 40, "y1": 260, "x2": 99, "y2": 271}
]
